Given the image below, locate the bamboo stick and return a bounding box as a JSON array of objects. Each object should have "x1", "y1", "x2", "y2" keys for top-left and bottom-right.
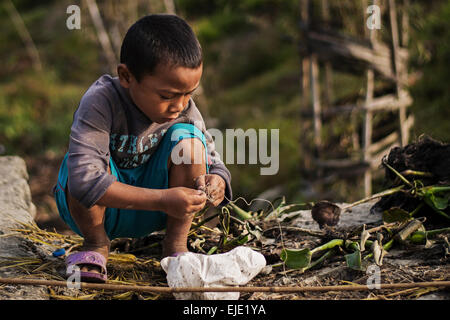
[
  {"x1": 389, "y1": 0, "x2": 408, "y2": 147},
  {"x1": 306, "y1": 93, "x2": 412, "y2": 118},
  {"x1": 363, "y1": 0, "x2": 379, "y2": 197},
  {"x1": 300, "y1": 0, "x2": 310, "y2": 111},
  {"x1": 305, "y1": 30, "x2": 404, "y2": 80},
  {"x1": 1, "y1": 277, "x2": 449, "y2": 294},
  {"x1": 401, "y1": 0, "x2": 410, "y2": 47},
  {"x1": 163, "y1": 0, "x2": 176, "y2": 14},
  {"x1": 321, "y1": 0, "x2": 333, "y2": 107},
  {"x1": 85, "y1": 0, "x2": 118, "y2": 75},
  {"x1": 4, "y1": 0, "x2": 42, "y2": 71},
  {"x1": 310, "y1": 53, "x2": 322, "y2": 150},
  {"x1": 363, "y1": 69, "x2": 374, "y2": 197}
]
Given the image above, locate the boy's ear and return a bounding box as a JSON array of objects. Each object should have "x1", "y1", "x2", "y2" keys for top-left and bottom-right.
[{"x1": 117, "y1": 64, "x2": 133, "y2": 88}]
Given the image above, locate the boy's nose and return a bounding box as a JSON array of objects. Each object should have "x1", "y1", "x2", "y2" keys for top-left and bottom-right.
[{"x1": 169, "y1": 96, "x2": 188, "y2": 113}]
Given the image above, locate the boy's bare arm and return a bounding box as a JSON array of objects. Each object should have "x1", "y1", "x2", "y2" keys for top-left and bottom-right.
[{"x1": 95, "y1": 181, "x2": 207, "y2": 219}]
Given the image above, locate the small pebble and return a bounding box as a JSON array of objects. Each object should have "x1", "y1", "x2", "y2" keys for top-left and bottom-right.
[
  {"x1": 281, "y1": 276, "x2": 292, "y2": 285},
  {"x1": 260, "y1": 265, "x2": 273, "y2": 275},
  {"x1": 52, "y1": 248, "x2": 66, "y2": 257}
]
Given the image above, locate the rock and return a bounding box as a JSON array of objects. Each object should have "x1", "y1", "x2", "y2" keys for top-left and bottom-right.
[
  {"x1": 0, "y1": 156, "x2": 36, "y2": 221},
  {"x1": 311, "y1": 201, "x2": 341, "y2": 228},
  {"x1": 0, "y1": 156, "x2": 48, "y2": 300},
  {"x1": 417, "y1": 292, "x2": 450, "y2": 300},
  {"x1": 292, "y1": 200, "x2": 382, "y2": 230},
  {"x1": 338, "y1": 201, "x2": 382, "y2": 228}
]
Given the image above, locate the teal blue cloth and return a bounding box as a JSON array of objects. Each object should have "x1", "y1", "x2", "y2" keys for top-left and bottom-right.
[{"x1": 54, "y1": 123, "x2": 209, "y2": 239}]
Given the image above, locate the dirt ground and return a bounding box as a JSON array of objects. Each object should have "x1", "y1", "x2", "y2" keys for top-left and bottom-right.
[
  {"x1": 246, "y1": 223, "x2": 450, "y2": 300},
  {"x1": 21, "y1": 152, "x2": 450, "y2": 300},
  {"x1": 105, "y1": 202, "x2": 450, "y2": 300}
]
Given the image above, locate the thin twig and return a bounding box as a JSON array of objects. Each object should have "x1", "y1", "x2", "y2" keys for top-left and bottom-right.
[
  {"x1": 0, "y1": 277, "x2": 449, "y2": 294},
  {"x1": 400, "y1": 170, "x2": 433, "y2": 178},
  {"x1": 341, "y1": 185, "x2": 405, "y2": 210},
  {"x1": 365, "y1": 222, "x2": 400, "y2": 234},
  {"x1": 263, "y1": 226, "x2": 325, "y2": 237}
]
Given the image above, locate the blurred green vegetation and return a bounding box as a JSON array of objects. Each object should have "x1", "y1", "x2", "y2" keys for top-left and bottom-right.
[
  {"x1": 0, "y1": 0, "x2": 102, "y2": 155},
  {"x1": 0, "y1": 0, "x2": 448, "y2": 204},
  {"x1": 409, "y1": 0, "x2": 450, "y2": 141},
  {"x1": 0, "y1": 71, "x2": 82, "y2": 154}
]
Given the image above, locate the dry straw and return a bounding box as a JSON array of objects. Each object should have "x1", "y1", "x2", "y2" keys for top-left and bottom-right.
[{"x1": 0, "y1": 220, "x2": 166, "y2": 300}]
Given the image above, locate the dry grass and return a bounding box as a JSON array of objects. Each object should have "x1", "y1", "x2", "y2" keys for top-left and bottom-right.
[
  {"x1": 0, "y1": 220, "x2": 169, "y2": 300},
  {"x1": 1, "y1": 211, "x2": 449, "y2": 300}
]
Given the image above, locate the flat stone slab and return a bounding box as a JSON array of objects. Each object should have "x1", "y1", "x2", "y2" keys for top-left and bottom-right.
[
  {"x1": 0, "y1": 156, "x2": 48, "y2": 300},
  {"x1": 291, "y1": 200, "x2": 381, "y2": 230}
]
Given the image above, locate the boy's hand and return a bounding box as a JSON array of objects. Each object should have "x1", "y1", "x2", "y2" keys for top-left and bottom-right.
[
  {"x1": 195, "y1": 174, "x2": 226, "y2": 207},
  {"x1": 160, "y1": 187, "x2": 207, "y2": 219}
]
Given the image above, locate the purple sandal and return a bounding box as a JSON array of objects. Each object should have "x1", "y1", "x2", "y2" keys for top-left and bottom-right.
[
  {"x1": 170, "y1": 252, "x2": 186, "y2": 257},
  {"x1": 65, "y1": 251, "x2": 108, "y2": 283}
]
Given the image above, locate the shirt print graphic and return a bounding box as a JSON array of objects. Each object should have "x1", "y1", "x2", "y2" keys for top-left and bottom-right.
[{"x1": 109, "y1": 129, "x2": 167, "y2": 168}]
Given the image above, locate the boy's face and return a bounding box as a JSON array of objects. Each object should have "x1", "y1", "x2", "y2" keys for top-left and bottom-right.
[{"x1": 118, "y1": 62, "x2": 203, "y2": 124}]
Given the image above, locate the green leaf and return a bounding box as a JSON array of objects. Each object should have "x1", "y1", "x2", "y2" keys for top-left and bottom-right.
[
  {"x1": 228, "y1": 202, "x2": 253, "y2": 221},
  {"x1": 263, "y1": 196, "x2": 287, "y2": 220},
  {"x1": 311, "y1": 239, "x2": 344, "y2": 254},
  {"x1": 223, "y1": 234, "x2": 249, "y2": 251},
  {"x1": 408, "y1": 227, "x2": 450, "y2": 244},
  {"x1": 423, "y1": 197, "x2": 450, "y2": 220},
  {"x1": 428, "y1": 193, "x2": 449, "y2": 210},
  {"x1": 280, "y1": 248, "x2": 312, "y2": 269},
  {"x1": 418, "y1": 186, "x2": 450, "y2": 211},
  {"x1": 207, "y1": 246, "x2": 218, "y2": 255},
  {"x1": 237, "y1": 234, "x2": 249, "y2": 245},
  {"x1": 344, "y1": 241, "x2": 364, "y2": 271},
  {"x1": 382, "y1": 207, "x2": 411, "y2": 223},
  {"x1": 345, "y1": 250, "x2": 363, "y2": 271},
  {"x1": 408, "y1": 232, "x2": 425, "y2": 244}
]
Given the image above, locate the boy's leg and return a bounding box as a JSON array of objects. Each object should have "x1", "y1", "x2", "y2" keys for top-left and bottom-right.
[
  {"x1": 162, "y1": 137, "x2": 206, "y2": 257},
  {"x1": 65, "y1": 170, "x2": 111, "y2": 273}
]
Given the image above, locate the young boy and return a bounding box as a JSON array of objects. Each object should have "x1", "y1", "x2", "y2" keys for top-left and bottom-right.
[{"x1": 53, "y1": 14, "x2": 232, "y2": 283}]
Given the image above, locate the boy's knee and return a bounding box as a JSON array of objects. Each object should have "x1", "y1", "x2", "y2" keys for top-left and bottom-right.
[
  {"x1": 169, "y1": 137, "x2": 206, "y2": 168},
  {"x1": 66, "y1": 165, "x2": 112, "y2": 210}
]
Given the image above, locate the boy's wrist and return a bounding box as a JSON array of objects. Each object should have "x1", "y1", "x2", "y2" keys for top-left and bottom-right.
[{"x1": 153, "y1": 188, "x2": 167, "y2": 212}]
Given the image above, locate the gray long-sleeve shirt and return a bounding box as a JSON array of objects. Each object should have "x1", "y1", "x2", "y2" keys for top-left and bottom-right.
[{"x1": 61, "y1": 74, "x2": 232, "y2": 209}]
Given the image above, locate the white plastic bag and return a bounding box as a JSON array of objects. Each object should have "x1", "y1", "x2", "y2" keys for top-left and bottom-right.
[{"x1": 160, "y1": 246, "x2": 267, "y2": 300}]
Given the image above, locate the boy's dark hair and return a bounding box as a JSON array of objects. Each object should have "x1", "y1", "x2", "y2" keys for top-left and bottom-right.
[{"x1": 120, "y1": 14, "x2": 202, "y2": 81}]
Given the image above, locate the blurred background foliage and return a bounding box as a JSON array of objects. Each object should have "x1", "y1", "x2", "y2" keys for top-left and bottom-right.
[{"x1": 0, "y1": 0, "x2": 449, "y2": 227}]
